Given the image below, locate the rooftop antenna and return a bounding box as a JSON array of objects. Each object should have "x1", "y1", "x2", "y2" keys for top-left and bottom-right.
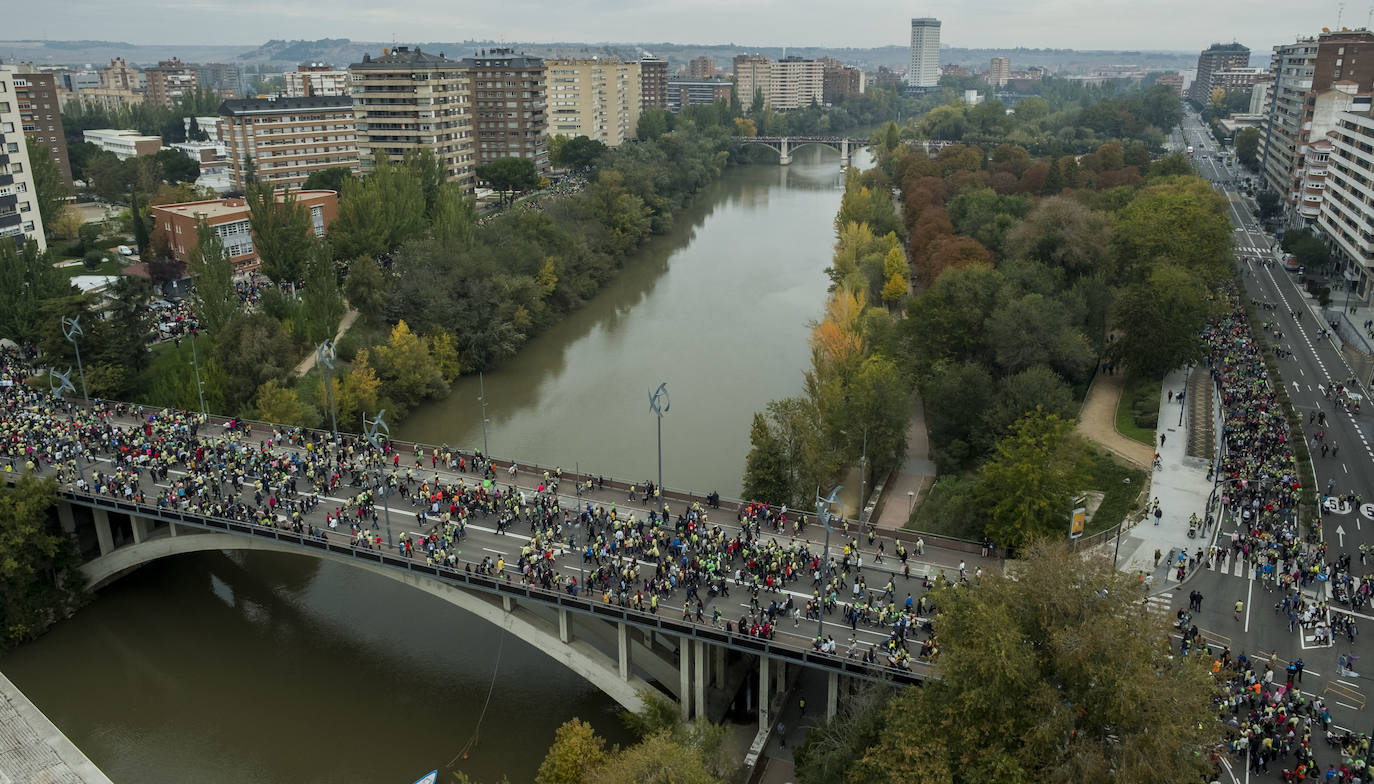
[
  {"x1": 1338, "y1": 1, "x2": 1345, "y2": 27},
  {"x1": 1367, "y1": 3, "x2": 1372, "y2": 28}
]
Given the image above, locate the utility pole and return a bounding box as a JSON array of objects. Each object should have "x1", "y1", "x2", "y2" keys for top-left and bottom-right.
[
  {"x1": 478, "y1": 372, "x2": 490, "y2": 458},
  {"x1": 317, "y1": 339, "x2": 339, "y2": 444},
  {"x1": 649, "y1": 382, "x2": 669, "y2": 504},
  {"x1": 815, "y1": 486, "x2": 842, "y2": 642},
  {"x1": 363, "y1": 409, "x2": 395, "y2": 549}
]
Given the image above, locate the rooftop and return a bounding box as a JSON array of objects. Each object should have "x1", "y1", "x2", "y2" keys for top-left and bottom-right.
[
  {"x1": 150, "y1": 190, "x2": 337, "y2": 221},
  {"x1": 352, "y1": 46, "x2": 459, "y2": 70},
  {"x1": 218, "y1": 95, "x2": 353, "y2": 115}
]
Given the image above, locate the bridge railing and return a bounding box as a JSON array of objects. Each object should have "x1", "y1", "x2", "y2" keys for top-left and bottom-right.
[
  {"x1": 70, "y1": 397, "x2": 992, "y2": 558},
  {"x1": 64, "y1": 489, "x2": 926, "y2": 686}
]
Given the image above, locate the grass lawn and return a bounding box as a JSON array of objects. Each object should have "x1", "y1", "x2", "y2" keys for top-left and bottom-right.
[
  {"x1": 1115, "y1": 375, "x2": 1162, "y2": 446},
  {"x1": 57, "y1": 258, "x2": 126, "y2": 279}
]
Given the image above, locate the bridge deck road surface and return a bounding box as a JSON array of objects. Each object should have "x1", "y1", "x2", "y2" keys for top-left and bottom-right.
[
  {"x1": 1170, "y1": 108, "x2": 1374, "y2": 777},
  {"x1": 26, "y1": 403, "x2": 1002, "y2": 669}
]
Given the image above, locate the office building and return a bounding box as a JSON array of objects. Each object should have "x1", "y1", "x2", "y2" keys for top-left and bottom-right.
[
  {"x1": 150, "y1": 190, "x2": 337, "y2": 273},
  {"x1": 99, "y1": 57, "x2": 138, "y2": 91},
  {"x1": 1261, "y1": 30, "x2": 1374, "y2": 218},
  {"x1": 196, "y1": 63, "x2": 242, "y2": 97},
  {"x1": 989, "y1": 57, "x2": 1011, "y2": 87},
  {"x1": 546, "y1": 57, "x2": 641, "y2": 146},
  {"x1": 461, "y1": 49, "x2": 548, "y2": 174},
  {"x1": 219, "y1": 95, "x2": 361, "y2": 192},
  {"x1": 350, "y1": 46, "x2": 474, "y2": 188},
  {"x1": 1189, "y1": 43, "x2": 1250, "y2": 105},
  {"x1": 688, "y1": 57, "x2": 717, "y2": 79},
  {"x1": 83, "y1": 129, "x2": 162, "y2": 159},
  {"x1": 0, "y1": 67, "x2": 46, "y2": 250},
  {"x1": 666, "y1": 78, "x2": 733, "y2": 112},
  {"x1": 908, "y1": 18, "x2": 941, "y2": 88},
  {"x1": 144, "y1": 58, "x2": 199, "y2": 109},
  {"x1": 285, "y1": 64, "x2": 350, "y2": 98},
  {"x1": 13, "y1": 72, "x2": 73, "y2": 191},
  {"x1": 640, "y1": 56, "x2": 669, "y2": 110}
]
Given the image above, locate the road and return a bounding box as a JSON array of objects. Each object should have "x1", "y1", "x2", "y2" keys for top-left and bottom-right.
[{"x1": 1154, "y1": 111, "x2": 1374, "y2": 781}]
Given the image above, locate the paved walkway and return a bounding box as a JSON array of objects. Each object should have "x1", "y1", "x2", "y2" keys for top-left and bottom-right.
[
  {"x1": 869, "y1": 392, "x2": 937, "y2": 531},
  {"x1": 1109, "y1": 367, "x2": 1217, "y2": 588},
  {"x1": 0, "y1": 670, "x2": 112, "y2": 784},
  {"x1": 1075, "y1": 371, "x2": 1153, "y2": 470},
  {"x1": 292, "y1": 308, "x2": 360, "y2": 378}
]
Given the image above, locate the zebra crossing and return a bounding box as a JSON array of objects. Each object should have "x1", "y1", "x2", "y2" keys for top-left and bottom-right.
[
  {"x1": 1235, "y1": 246, "x2": 1267, "y2": 255},
  {"x1": 1145, "y1": 591, "x2": 1174, "y2": 622}
]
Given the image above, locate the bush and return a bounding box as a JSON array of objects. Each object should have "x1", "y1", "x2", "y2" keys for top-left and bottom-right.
[{"x1": 82, "y1": 250, "x2": 108, "y2": 270}]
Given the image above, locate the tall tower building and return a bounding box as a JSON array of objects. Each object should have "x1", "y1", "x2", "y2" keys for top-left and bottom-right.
[
  {"x1": 908, "y1": 18, "x2": 941, "y2": 88},
  {"x1": 546, "y1": 58, "x2": 641, "y2": 146},
  {"x1": 1189, "y1": 42, "x2": 1250, "y2": 106},
  {"x1": 143, "y1": 58, "x2": 200, "y2": 109},
  {"x1": 461, "y1": 49, "x2": 548, "y2": 174},
  {"x1": 989, "y1": 57, "x2": 1011, "y2": 87},
  {"x1": 350, "y1": 46, "x2": 474, "y2": 189},
  {"x1": 639, "y1": 56, "x2": 668, "y2": 110},
  {"x1": 0, "y1": 66, "x2": 48, "y2": 251},
  {"x1": 13, "y1": 72, "x2": 73, "y2": 191}
]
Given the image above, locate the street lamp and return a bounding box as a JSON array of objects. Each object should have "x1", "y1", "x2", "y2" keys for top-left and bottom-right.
[
  {"x1": 189, "y1": 330, "x2": 206, "y2": 417},
  {"x1": 815, "y1": 485, "x2": 842, "y2": 642},
  {"x1": 363, "y1": 409, "x2": 395, "y2": 550},
  {"x1": 316, "y1": 339, "x2": 338, "y2": 443},
  {"x1": 649, "y1": 382, "x2": 669, "y2": 503},
  {"x1": 60, "y1": 316, "x2": 89, "y2": 406},
  {"x1": 49, "y1": 367, "x2": 84, "y2": 485},
  {"x1": 477, "y1": 371, "x2": 490, "y2": 458}
]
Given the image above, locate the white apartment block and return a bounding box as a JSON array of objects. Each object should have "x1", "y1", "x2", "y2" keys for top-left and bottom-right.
[
  {"x1": 546, "y1": 58, "x2": 641, "y2": 147},
  {"x1": 909, "y1": 18, "x2": 942, "y2": 88},
  {"x1": 286, "y1": 66, "x2": 350, "y2": 98},
  {"x1": 0, "y1": 67, "x2": 46, "y2": 250},
  {"x1": 82, "y1": 128, "x2": 163, "y2": 159},
  {"x1": 1319, "y1": 111, "x2": 1374, "y2": 296}
]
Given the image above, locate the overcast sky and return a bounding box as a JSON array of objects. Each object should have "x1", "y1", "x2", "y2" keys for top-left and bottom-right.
[{"x1": 7, "y1": 0, "x2": 1347, "y2": 52}]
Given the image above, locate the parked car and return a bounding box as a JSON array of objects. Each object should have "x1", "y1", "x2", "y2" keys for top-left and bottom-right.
[{"x1": 116, "y1": 245, "x2": 134, "y2": 256}]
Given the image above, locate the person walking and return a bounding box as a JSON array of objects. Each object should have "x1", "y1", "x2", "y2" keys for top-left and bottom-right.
[{"x1": 1234, "y1": 599, "x2": 1244, "y2": 622}]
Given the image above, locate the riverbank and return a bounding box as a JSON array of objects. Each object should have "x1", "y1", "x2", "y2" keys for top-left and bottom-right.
[{"x1": 0, "y1": 670, "x2": 112, "y2": 784}]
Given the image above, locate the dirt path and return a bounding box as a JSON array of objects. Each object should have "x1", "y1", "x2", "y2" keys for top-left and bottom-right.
[
  {"x1": 1076, "y1": 372, "x2": 1154, "y2": 470},
  {"x1": 293, "y1": 309, "x2": 360, "y2": 377}
]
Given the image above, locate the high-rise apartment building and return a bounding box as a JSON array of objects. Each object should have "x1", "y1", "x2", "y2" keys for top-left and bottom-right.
[
  {"x1": 732, "y1": 55, "x2": 824, "y2": 110},
  {"x1": 908, "y1": 18, "x2": 941, "y2": 88},
  {"x1": 98, "y1": 57, "x2": 138, "y2": 91},
  {"x1": 1320, "y1": 109, "x2": 1374, "y2": 292},
  {"x1": 989, "y1": 57, "x2": 1011, "y2": 87},
  {"x1": 666, "y1": 79, "x2": 733, "y2": 112},
  {"x1": 13, "y1": 72, "x2": 73, "y2": 191},
  {"x1": 144, "y1": 58, "x2": 200, "y2": 109},
  {"x1": 285, "y1": 65, "x2": 350, "y2": 98},
  {"x1": 0, "y1": 67, "x2": 47, "y2": 251},
  {"x1": 350, "y1": 46, "x2": 474, "y2": 188},
  {"x1": 1156, "y1": 72, "x2": 1185, "y2": 96},
  {"x1": 688, "y1": 57, "x2": 717, "y2": 79},
  {"x1": 640, "y1": 56, "x2": 669, "y2": 110},
  {"x1": 1189, "y1": 43, "x2": 1250, "y2": 105},
  {"x1": 546, "y1": 58, "x2": 642, "y2": 147},
  {"x1": 732, "y1": 54, "x2": 771, "y2": 108},
  {"x1": 820, "y1": 58, "x2": 864, "y2": 103},
  {"x1": 219, "y1": 96, "x2": 361, "y2": 192},
  {"x1": 461, "y1": 49, "x2": 548, "y2": 174},
  {"x1": 1261, "y1": 30, "x2": 1374, "y2": 218},
  {"x1": 196, "y1": 63, "x2": 242, "y2": 97}
]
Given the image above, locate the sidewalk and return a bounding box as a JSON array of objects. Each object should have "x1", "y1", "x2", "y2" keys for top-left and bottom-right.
[
  {"x1": 1075, "y1": 371, "x2": 1153, "y2": 470},
  {"x1": 868, "y1": 392, "x2": 937, "y2": 531},
  {"x1": 292, "y1": 308, "x2": 360, "y2": 377},
  {"x1": 1110, "y1": 367, "x2": 1217, "y2": 588}
]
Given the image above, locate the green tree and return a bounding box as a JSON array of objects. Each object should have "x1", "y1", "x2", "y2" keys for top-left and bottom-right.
[
  {"x1": 0, "y1": 475, "x2": 85, "y2": 652},
  {"x1": 973, "y1": 410, "x2": 1084, "y2": 550},
  {"x1": 842, "y1": 540, "x2": 1222, "y2": 784},
  {"x1": 129, "y1": 189, "x2": 150, "y2": 259},
  {"x1": 153, "y1": 148, "x2": 200, "y2": 184},
  {"x1": 1235, "y1": 126, "x2": 1260, "y2": 170},
  {"x1": 1003, "y1": 196, "x2": 1113, "y2": 280},
  {"x1": 212, "y1": 312, "x2": 295, "y2": 414},
  {"x1": 299, "y1": 243, "x2": 344, "y2": 344},
  {"x1": 329, "y1": 153, "x2": 426, "y2": 258},
  {"x1": 1256, "y1": 189, "x2": 1282, "y2": 223},
  {"x1": 24, "y1": 136, "x2": 68, "y2": 238},
  {"x1": 742, "y1": 412, "x2": 791, "y2": 504},
  {"x1": 431, "y1": 182, "x2": 477, "y2": 251},
  {"x1": 536, "y1": 718, "x2": 607, "y2": 784},
  {"x1": 1113, "y1": 179, "x2": 1232, "y2": 283},
  {"x1": 475, "y1": 157, "x2": 540, "y2": 205},
  {"x1": 636, "y1": 107, "x2": 673, "y2": 141},
  {"x1": 302, "y1": 166, "x2": 354, "y2": 193},
  {"x1": 241, "y1": 154, "x2": 257, "y2": 187},
  {"x1": 402, "y1": 148, "x2": 447, "y2": 215},
  {"x1": 1108, "y1": 263, "x2": 1211, "y2": 380},
  {"x1": 0, "y1": 238, "x2": 72, "y2": 342},
  {"x1": 246, "y1": 182, "x2": 314, "y2": 288},
  {"x1": 186, "y1": 218, "x2": 237, "y2": 336},
  {"x1": 252, "y1": 379, "x2": 305, "y2": 425},
  {"x1": 343, "y1": 256, "x2": 386, "y2": 323},
  {"x1": 1281, "y1": 228, "x2": 1331, "y2": 270},
  {"x1": 555, "y1": 136, "x2": 608, "y2": 170}
]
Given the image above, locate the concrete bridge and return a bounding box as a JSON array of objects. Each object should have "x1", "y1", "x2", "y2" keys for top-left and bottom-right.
[
  {"x1": 741, "y1": 136, "x2": 869, "y2": 167},
  {"x1": 57, "y1": 489, "x2": 925, "y2": 729}
]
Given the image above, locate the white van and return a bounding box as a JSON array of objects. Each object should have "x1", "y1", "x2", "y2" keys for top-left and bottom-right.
[{"x1": 116, "y1": 245, "x2": 134, "y2": 256}]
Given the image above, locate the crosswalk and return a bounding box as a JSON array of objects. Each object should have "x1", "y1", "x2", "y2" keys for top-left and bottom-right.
[{"x1": 1145, "y1": 591, "x2": 1174, "y2": 623}]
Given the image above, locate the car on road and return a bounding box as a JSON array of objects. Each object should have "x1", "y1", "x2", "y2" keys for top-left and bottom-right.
[{"x1": 116, "y1": 245, "x2": 134, "y2": 256}]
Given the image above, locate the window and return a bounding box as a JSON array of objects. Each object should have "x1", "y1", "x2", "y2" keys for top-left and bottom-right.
[{"x1": 311, "y1": 205, "x2": 324, "y2": 236}]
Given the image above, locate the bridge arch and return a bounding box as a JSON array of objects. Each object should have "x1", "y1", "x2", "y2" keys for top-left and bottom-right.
[{"x1": 81, "y1": 533, "x2": 651, "y2": 713}]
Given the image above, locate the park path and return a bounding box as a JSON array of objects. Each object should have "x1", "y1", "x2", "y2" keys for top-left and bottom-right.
[
  {"x1": 1075, "y1": 372, "x2": 1153, "y2": 470},
  {"x1": 868, "y1": 392, "x2": 938, "y2": 531},
  {"x1": 293, "y1": 309, "x2": 359, "y2": 378}
]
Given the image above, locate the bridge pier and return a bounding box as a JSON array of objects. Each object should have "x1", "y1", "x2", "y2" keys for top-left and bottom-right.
[
  {"x1": 712, "y1": 645, "x2": 724, "y2": 688},
  {"x1": 759, "y1": 656, "x2": 771, "y2": 725},
  {"x1": 827, "y1": 671, "x2": 839, "y2": 721},
  {"x1": 130, "y1": 515, "x2": 151, "y2": 545},
  {"x1": 558, "y1": 608, "x2": 570, "y2": 644},
  {"x1": 91, "y1": 508, "x2": 114, "y2": 557},
  {"x1": 778, "y1": 138, "x2": 791, "y2": 166},
  {"x1": 502, "y1": 596, "x2": 514, "y2": 612},
  {"x1": 694, "y1": 640, "x2": 707, "y2": 720},
  {"x1": 617, "y1": 622, "x2": 631, "y2": 681},
  {"x1": 679, "y1": 642, "x2": 691, "y2": 719},
  {"x1": 57, "y1": 503, "x2": 76, "y2": 535},
  {"x1": 840, "y1": 139, "x2": 851, "y2": 169}
]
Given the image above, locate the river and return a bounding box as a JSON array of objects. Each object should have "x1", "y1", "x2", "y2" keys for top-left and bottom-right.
[{"x1": 2, "y1": 144, "x2": 863, "y2": 783}]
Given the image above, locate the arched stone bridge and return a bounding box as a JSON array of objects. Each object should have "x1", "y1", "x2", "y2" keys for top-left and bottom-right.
[{"x1": 739, "y1": 136, "x2": 961, "y2": 165}]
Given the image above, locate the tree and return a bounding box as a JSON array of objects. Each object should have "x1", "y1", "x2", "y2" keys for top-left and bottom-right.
[
  {"x1": 329, "y1": 154, "x2": 426, "y2": 258},
  {"x1": 536, "y1": 718, "x2": 607, "y2": 784},
  {"x1": 25, "y1": 136, "x2": 68, "y2": 238},
  {"x1": 1256, "y1": 189, "x2": 1282, "y2": 223},
  {"x1": 212, "y1": 312, "x2": 296, "y2": 413},
  {"x1": 1235, "y1": 126, "x2": 1260, "y2": 170},
  {"x1": 252, "y1": 379, "x2": 304, "y2": 425},
  {"x1": 973, "y1": 410, "x2": 1084, "y2": 550},
  {"x1": 302, "y1": 166, "x2": 354, "y2": 193},
  {"x1": 742, "y1": 412, "x2": 791, "y2": 504},
  {"x1": 344, "y1": 256, "x2": 386, "y2": 323},
  {"x1": 370, "y1": 319, "x2": 448, "y2": 413},
  {"x1": 153, "y1": 148, "x2": 200, "y2": 184},
  {"x1": 241, "y1": 154, "x2": 257, "y2": 187},
  {"x1": 0, "y1": 475, "x2": 85, "y2": 652},
  {"x1": 299, "y1": 243, "x2": 344, "y2": 344},
  {"x1": 842, "y1": 539, "x2": 1222, "y2": 784},
  {"x1": 636, "y1": 107, "x2": 673, "y2": 141},
  {"x1": 882, "y1": 271, "x2": 908, "y2": 307},
  {"x1": 50, "y1": 205, "x2": 84, "y2": 240},
  {"x1": 129, "y1": 189, "x2": 150, "y2": 258},
  {"x1": 475, "y1": 157, "x2": 539, "y2": 205},
  {"x1": 186, "y1": 218, "x2": 236, "y2": 336},
  {"x1": 555, "y1": 136, "x2": 608, "y2": 170},
  {"x1": 246, "y1": 182, "x2": 314, "y2": 288},
  {"x1": 1108, "y1": 263, "x2": 1211, "y2": 380},
  {"x1": 1003, "y1": 196, "x2": 1114, "y2": 280},
  {"x1": 1113, "y1": 180, "x2": 1232, "y2": 283},
  {"x1": 0, "y1": 238, "x2": 72, "y2": 343},
  {"x1": 1281, "y1": 228, "x2": 1331, "y2": 270}
]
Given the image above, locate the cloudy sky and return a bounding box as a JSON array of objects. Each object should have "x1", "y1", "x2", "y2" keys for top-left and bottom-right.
[{"x1": 8, "y1": 0, "x2": 1344, "y2": 51}]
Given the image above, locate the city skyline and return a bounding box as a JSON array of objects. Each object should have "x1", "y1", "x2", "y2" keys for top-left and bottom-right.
[{"x1": 4, "y1": 0, "x2": 1349, "y2": 53}]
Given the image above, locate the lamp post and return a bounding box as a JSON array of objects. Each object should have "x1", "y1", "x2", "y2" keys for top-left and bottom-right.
[
  {"x1": 60, "y1": 316, "x2": 89, "y2": 406},
  {"x1": 815, "y1": 485, "x2": 842, "y2": 642},
  {"x1": 189, "y1": 330, "x2": 206, "y2": 417},
  {"x1": 478, "y1": 372, "x2": 490, "y2": 458},
  {"x1": 49, "y1": 367, "x2": 83, "y2": 485},
  {"x1": 363, "y1": 409, "x2": 395, "y2": 550},
  {"x1": 858, "y1": 427, "x2": 868, "y2": 524},
  {"x1": 316, "y1": 339, "x2": 338, "y2": 443},
  {"x1": 649, "y1": 382, "x2": 669, "y2": 502}
]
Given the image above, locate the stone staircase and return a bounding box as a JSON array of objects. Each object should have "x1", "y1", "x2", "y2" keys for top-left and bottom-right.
[{"x1": 1185, "y1": 369, "x2": 1215, "y2": 460}]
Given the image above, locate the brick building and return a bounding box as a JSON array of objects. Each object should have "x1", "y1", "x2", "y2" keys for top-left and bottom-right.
[{"x1": 150, "y1": 190, "x2": 338, "y2": 273}]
